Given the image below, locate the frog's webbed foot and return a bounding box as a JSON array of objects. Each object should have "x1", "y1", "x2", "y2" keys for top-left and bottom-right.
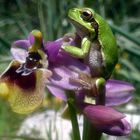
[
  {"x1": 70, "y1": 72, "x2": 106, "y2": 97},
  {"x1": 63, "y1": 33, "x2": 76, "y2": 42},
  {"x1": 70, "y1": 76, "x2": 91, "y2": 91},
  {"x1": 69, "y1": 72, "x2": 97, "y2": 96},
  {"x1": 63, "y1": 33, "x2": 82, "y2": 47}
]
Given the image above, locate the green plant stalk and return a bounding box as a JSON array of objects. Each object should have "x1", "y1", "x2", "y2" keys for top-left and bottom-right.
[
  {"x1": 37, "y1": 0, "x2": 47, "y2": 41},
  {"x1": 82, "y1": 116, "x2": 90, "y2": 140},
  {"x1": 82, "y1": 112, "x2": 102, "y2": 140},
  {"x1": 83, "y1": 117, "x2": 102, "y2": 140},
  {"x1": 67, "y1": 93, "x2": 81, "y2": 140},
  {"x1": 110, "y1": 24, "x2": 140, "y2": 46}
]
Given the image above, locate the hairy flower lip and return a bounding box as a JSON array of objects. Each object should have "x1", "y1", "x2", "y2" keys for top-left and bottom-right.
[
  {"x1": 1, "y1": 61, "x2": 36, "y2": 91},
  {"x1": 0, "y1": 60, "x2": 52, "y2": 114}
]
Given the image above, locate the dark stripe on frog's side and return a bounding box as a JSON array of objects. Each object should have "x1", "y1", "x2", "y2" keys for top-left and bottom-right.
[{"x1": 1, "y1": 63, "x2": 36, "y2": 91}]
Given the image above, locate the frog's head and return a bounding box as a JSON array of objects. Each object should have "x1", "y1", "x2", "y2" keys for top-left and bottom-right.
[{"x1": 68, "y1": 8, "x2": 96, "y2": 38}]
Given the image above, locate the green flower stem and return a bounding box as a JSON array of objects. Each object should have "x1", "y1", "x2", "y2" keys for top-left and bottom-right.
[
  {"x1": 82, "y1": 116, "x2": 102, "y2": 140},
  {"x1": 82, "y1": 116, "x2": 91, "y2": 140},
  {"x1": 67, "y1": 92, "x2": 81, "y2": 140}
]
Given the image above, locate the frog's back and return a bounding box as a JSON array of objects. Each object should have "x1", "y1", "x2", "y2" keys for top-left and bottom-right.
[{"x1": 94, "y1": 13, "x2": 118, "y2": 78}]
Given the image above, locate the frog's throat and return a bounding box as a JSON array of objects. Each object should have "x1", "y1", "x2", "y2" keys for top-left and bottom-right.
[{"x1": 29, "y1": 30, "x2": 43, "y2": 53}]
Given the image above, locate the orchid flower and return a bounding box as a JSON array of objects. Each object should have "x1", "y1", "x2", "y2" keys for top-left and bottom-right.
[
  {"x1": 0, "y1": 30, "x2": 52, "y2": 114},
  {"x1": 0, "y1": 30, "x2": 135, "y2": 136}
]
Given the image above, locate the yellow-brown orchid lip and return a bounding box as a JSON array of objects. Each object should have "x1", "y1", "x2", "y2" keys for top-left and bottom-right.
[
  {"x1": 0, "y1": 60, "x2": 52, "y2": 114},
  {"x1": 1, "y1": 61, "x2": 36, "y2": 91}
]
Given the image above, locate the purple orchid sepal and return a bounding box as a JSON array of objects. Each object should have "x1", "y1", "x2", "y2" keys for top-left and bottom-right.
[{"x1": 105, "y1": 80, "x2": 134, "y2": 106}]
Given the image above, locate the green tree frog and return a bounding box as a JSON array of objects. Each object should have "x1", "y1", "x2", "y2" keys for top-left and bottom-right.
[{"x1": 61, "y1": 8, "x2": 118, "y2": 98}]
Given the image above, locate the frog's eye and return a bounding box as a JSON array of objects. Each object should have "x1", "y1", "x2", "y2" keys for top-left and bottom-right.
[{"x1": 81, "y1": 9, "x2": 93, "y2": 21}]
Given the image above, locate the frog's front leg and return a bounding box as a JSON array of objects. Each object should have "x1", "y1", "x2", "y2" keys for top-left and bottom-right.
[{"x1": 61, "y1": 37, "x2": 91, "y2": 58}]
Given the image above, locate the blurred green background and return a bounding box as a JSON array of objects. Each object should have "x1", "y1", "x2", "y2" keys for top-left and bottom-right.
[{"x1": 0, "y1": 0, "x2": 140, "y2": 140}]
